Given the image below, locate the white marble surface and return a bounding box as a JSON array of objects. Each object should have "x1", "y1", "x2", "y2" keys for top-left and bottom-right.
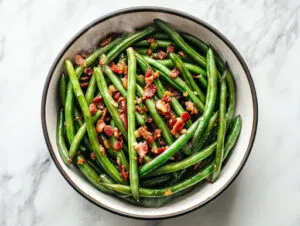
[{"x1": 0, "y1": 0, "x2": 299, "y2": 225}]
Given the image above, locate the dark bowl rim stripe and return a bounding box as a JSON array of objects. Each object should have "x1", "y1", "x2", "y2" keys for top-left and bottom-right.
[{"x1": 41, "y1": 6, "x2": 258, "y2": 220}]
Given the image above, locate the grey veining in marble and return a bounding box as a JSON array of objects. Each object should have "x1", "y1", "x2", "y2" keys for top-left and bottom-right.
[{"x1": 0, "y1": 0, "x2": 300, "y2": 225}]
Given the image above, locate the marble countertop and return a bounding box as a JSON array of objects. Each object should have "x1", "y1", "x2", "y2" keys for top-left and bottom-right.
[{"x1": 1, "y1": 0, "x2": 300, "y2": 225}]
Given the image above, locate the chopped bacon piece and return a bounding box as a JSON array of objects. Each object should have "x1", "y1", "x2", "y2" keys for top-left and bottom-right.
[
  {"x1": 145, "y1": 76, "x2": 154, "y2": 86},
  {"x1": 166, "y1": 44, "x2": 175, "y2": 54},
  {"x1": 181, "y1": 111, "x2": 191, "y2": 122},
  {"x1": 80, "y1": 82, "x2": 89, "y2": 88},
  {"x1": 110, "y1": 62, "x2": 119, "y2": 73},
  {"x1": 117, "y1": 97, "x2": 126, "y2": 114},
  {"x1": 104, "y1": 125, "x2": 114, "y2": 137},
  {"x1": 84, "y1": 67, "x2": 93, "y2": 76},
  {"x1": 114, "y1": 128, "x2": 121, "y2": 138},
  {"x1": 96, "y1": 119, "x2": 105, "y2": 133},
  {"x1": 147, "y1": 37, "x2": 155, "y2": 43},
  {"x1": 164, "y1": 189, "x2": 173, "y2": 196},
  {"x1": 155, "y1": 99, "x2": 168, "y2": 113},
  {"x1": 80, "y1": 76, "x2": 90, "y2": 82},
  {"x1": 108, "y1": 85, "x2": 117, "y2": 95},
  {"x1": 100, "y1": 36, "x2": 113, "y2": 47},
  {"x1": 120, "y1": 113, "x2": 128, "y2": 129},
  {"x1": 155, "y1": 50, "x2": 167, "y2": 60},
  {"x1": 100, "y1": 146, "x2": 106, "y2": 156},
  {"x1": 162, "y1": 94, "x2": 172, "y2": 103},
  {"x1": 146, "y1": 48, "x2": 152, "y2": 56},
  {"x1": 120, "y1": 165, "x2": 129, "y2": 181},
  {"x1": 168, "y1": 117, "x2": 177, "y2": 128},
  {"x1": 185, "y1": 101, "x2": 199, "y2": 115},
  {"x1": 103, "y1": 139, "x2": 111, "y2": 148},
  {"x1": 138, "y1": 126, "x2": 154, "y2": 144},
  {"x1": 170, "y1": 68, "x2": 180, "y2": 79},
  {"x1": 74, "y1": 54, "x2": 86, "y2": 67},
  {"x1": 153, "y1": 129, "x2": 162, "y2": 140},
  {"x1": 113, "y1": 141, "x2": 122, "y2": 151},
  {"x1": 135, "y1": 141, "x2": 149, "y2": 163},
  {"x1": 152, "y1": 71, "x2": 159, "y2": 79},
  {"x1": 135, "y1": 105, "x2": 143, "y2": 114},
  {"x1": 178, "y1": 51, "x2": 186, "y2": 58},
  {"x1": 145, "y1": 66, "x2": 152, "y2": 78},
  {"x1": 92, "y1": 96, "x2": 103, "y2": 104},
  {"x1": 113, "y1": 92, "x2": 121, "y2": 100},
  {"x1": 77, "y1": 157, "x2": 86, "y2": 165},
  {"x1": 143, "y1": 84, "x2": 157, "y2": 99},
  {"x1": 90, "y1": 152, "x2": 96, "y2": 160},
  {"x1": 110, "y1": 61, "x2": 128, "y2": 75},
  {"x1": 121, "y1": 75, "x2": 128, "y2": 89},
  {"x1": 89, "y1": 103, "x2": 97, "y2": 115},
  {"x1": 99, "y1": 57, "x2": 106, "y2": 66},
  {"x1": 151, "y1": 147, "x2": 166, "y2": 155},
  {"x1": 171, "y1": 118, "x2": 185, "y2": 135},
  {"x1": 146, "y1": 116, "x2": 152, "y2": 123},
  {"x1": 100, "y1": 108, "x2": 108, "y2": 121},
  {"x1": 144, "y1": 106, "x2": 148, "y2": 112}
]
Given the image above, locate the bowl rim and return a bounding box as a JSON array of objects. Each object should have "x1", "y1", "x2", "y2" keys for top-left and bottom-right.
[{"x1": 41, "y1": 6, "x2": 258, "y2": 220}]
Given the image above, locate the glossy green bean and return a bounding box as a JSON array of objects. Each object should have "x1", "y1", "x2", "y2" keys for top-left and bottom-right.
[
  {"x1": 59, "y1": 74, "x2": 67, "y2": 107},
  {"x1": 192, "y1": 49, "x2": 218, "y2": 147},
  {"x1": 169, "y1": 53, "x2": 206, "y2": 102},
  {"x1": 127, "y1": 47, "x2": 140, "y2": 200},
  {"x1": 225, "y1": 70, "x2": 236, "y2": 130},
  {"x1": 139, "y1": 119, "x2": 200, "y2": 176},
  {"x1": 154, "y1": 19, "x2": 206, "y2": 67},
  {"x1": 85, "y1": 74, "x2": 96, "y2": 104},
  {"x1": 94, "y1": 66, "x2": 128, "y2": 140},
  {"x1": 142, "y1": 55, "x2": 205, "y2": 112},
  {"x1": 64, "y1": 81, "x2": 76, "y2": 145},
  {"x1": 56, "y1": 109, "x2": 71, "y2": 165},
  {"x1": 135, "y1": 39, "x2": 172, "y2": 48},
  {"x1": 65, "y1": 60, "x2": 126, "y2": 184},
  {"x1": 224, "y1": 115, "x2": 241, "y2": 160},
  {"x1": 69, "y1": 111, "x2": 102, "y2": 160},
  {"x1": 140, "y1": 174, "x2": 171, "y2": 188}
]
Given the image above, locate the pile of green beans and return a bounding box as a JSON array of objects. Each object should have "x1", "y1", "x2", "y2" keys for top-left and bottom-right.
[{"x1": 56, "y1": 19, "x2": 242, "y2": 207}]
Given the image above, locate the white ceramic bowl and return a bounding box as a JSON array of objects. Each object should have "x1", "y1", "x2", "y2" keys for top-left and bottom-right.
[{"x1": 41, "y1": 7, "x2": 258, "y2": 219}]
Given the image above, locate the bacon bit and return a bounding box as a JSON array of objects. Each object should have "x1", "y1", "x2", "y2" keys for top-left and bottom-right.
[
  {"x1": 100, "y1": 36, "x2": 113, "y2": 47},
  {"x1": 170, "y1": 68, "x2": 180, "y2": 79},
  {"x1": 145, "y1": 66, "x2": 152, "y2": 78},
  {"x1": 89, "y1": 103, "x2": 97, "y2": 115},
  {"x1": 109, "y1": 62, "x2": 119, "y2": 73},
  {"x1": 80, "y1": 76, "x2": 90, "y2": 82},
  {"x1": 155, "y1": 99, "x2": 169, "y2": 113},
  {"x1": 181, "y1": 111, "x2": 191, "y2": 122},
  {"x1": 153, "y1": 129, "x2": 162, "y2": 140},
  {"x1": 104, "y1": 125, "x2": 114, "y2": 137},
  {"x1": 93, "y1": 96, "x2": 103, "y2": 104},
  {"x1": 155, "y1": 50, "x2": 167, "y2": 60},
  {"x1": 146, "y1": 48, "x2": 152, "y2": 56},
  {"x1": 120, "y1": 113, "x2": 128, "y2": 129},
  {"x1": 164, "y1": 189, "x2": 173, "y2": 196},
  {"x1": 152, "y1": 71, "x2": 159, "y2": 79},
  {"x1": 90, "y1": 152, "x2": 96, "y2": 160},
  {"x1": 183, "y1": 91, "x2": 188, "y2": 97},
  {"x1": 100, "y1": 146, "x2": 106, "y2": 156},
  {"x1": 145, "y1": 76, "x2": 154, "y2": 86},
  {"x1": 162, "y1": 94, "x2": 172, "y2": 103},
  {"x1": 171, "y1": 118, "x2": 185, "y2": 135},
  {"x1": 80, "y1": 82, "x2": 89, "y2": 88},
  {"x1": 168, "y1": 117, "x2": 177, "y2": 128},
  {"x1": 138, "y1": 126, "x2": 154, "y2": 144},
  {"x1": 146, "y1": 116, "x2": 152, "y2": 123},
  {"x1": 110, "y1": 61, "x2": 128, "y2": 75},
  {"x1": 96, "y1": 119, "x2": 105, "y2": 133},
  {"x1": 117, "y1": 97, "x2": 127, "y2": 113},
  {"x1": 74, "y1": 54, "x2": 86, "y2": 67},
  {"x1": 99, "y1": 57, "x2": 106, "y2": 66},
  {"x1": 114, "y1": 128, "x2": 121, "y2": 138},
  {"x1": 120, "y1": 165, "x2": 129, "y2": 181},
  {"x1": 143, "y1": 84, "x2": 157, "y2": 99},
  {"x1": 147, "y1": 37, "x2": 155, "y2": 43},
  {"x1": 135, "y1": 105, "x2": 143, "y2": 114},
  {"x1": 77, "y1": 157, "x2": 86, "y2": 165},
  {"x1": 121, "y1": 75, "x2": 128, "y2": 89},
  {"x1": 166, "y1": 44, "x2": 175, "y2": 54},
  {"x1": 134, "y1": 129, "x2": 141, "y2": 138},
  {"x1": 185, "y1": 101, "x2": 199, "y2": 115},
  {"x1": 113, "y1": 141, "x2": 122, "y2": 151},
  {"x1": 100, "y1": 108, "x2": 108, "y2": 121},
  {"x1": 135, "y1": 141, "x2": 149, "y2": 163},
  {"x1": 103, "y1": 139, "x2": 111, "y2": 148},
  {"x1": 164, "y1": 90, "x2": 174, "y2": 97},
  {"x1": 144, "y1": 106, "x2": 148, "y2": 112},
  {"x1": 84, "y1": 67, "x2": 93, "y2": 76},
  {"x1": 178, "y1": 51, "x2": 186, "y2": 58},
  {"x1": 113, "y1": 92, "x2": 121, "y2": 100},
  {"x1": 151, "y1": 146, "x2": 166, "y2": 155},
  {"x1": 108, "y1": 85, "x2": 117, "y2": 95}
]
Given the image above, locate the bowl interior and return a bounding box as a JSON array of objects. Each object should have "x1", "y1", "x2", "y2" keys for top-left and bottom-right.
[{"x1": 42, "y1": 9, "x2": 256, "y2": 219}]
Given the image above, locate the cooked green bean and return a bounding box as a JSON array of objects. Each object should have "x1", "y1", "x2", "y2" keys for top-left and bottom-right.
[
  {"x1": 85, "y1": 74, "x2": 96, "y2": 104},
  {"x1": 65, "y1": 60, "x2": 126, "y2": 184},
  {"x1": 127, "y1": 47, "x2": 139, "y2": 200},
  {"x1": 225, "y1": 69, "x2": 236, "y2": 130},
  {"x1": 140, "y1": 174, "x2": 171, "y2": 188},
  {"x1": 224, "y1": 115, "x2": 241, "y2": 160},
  {"x1": 64, "y1": 81, "x2": 76, "y2": 145},
  {"x1": 135, "y1": 39, "x2": 172, "y2": 48},
  {"x1": 59, "y1": 74, "x2": 67, "y2": 107}
]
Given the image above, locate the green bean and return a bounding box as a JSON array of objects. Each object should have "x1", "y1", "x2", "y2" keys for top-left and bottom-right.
[
  {"x1": 224, "y1": 115, "x2": 241, "y2": 160},
  {"x1": 154, "y1": 19, "x2": 206, "y2": 68},
  {"x1": 56, "y1": 109, "x2": 71, "y2": 165},
  {"x1": 135, "y1": 39, "x2": 172, "y2": 48},
  {"x1": 85, "y1": 74, "x2": 96, "y2": 104},
  {"x1": 145, "y1": 142, "x2": 216, "y2": 177},
  {"x1": 210, "y1": 78, "x2": 227, "y2": 182},
  {"x1": 75, "y1": 155, "x2": 113, "y2": 194},
  {"x1": 101, "y1": 134, "x2": 116, "y2": 156},
  {"x1": 136, "y1": 84, "x2": 174, "y2": 146},
  {"x1": 152, "y1": 33, "x2": 169, "y2": 39},
  {"x1": 110, "y1": 121, "x2": 129, "y2": 169},
  {"x1": 64, "y1": 81, "x2": 76, "y2": 145},
  {"x1": 105, "y1": 26, "x2": 156, "y2": 62},
  {"x1": 139, "y1": 119, "x2": 200, "y2": 176},
  {"x1": 169, "y1": 53, "x2": 206, "y2": 102},
  {"x1": 182, "y1": 33, "x2": 225, "y2": 71},
  {"x1": 94, "y1": 66, "x2": 128, "y2": 140},
  {"x1": 65, "y1": 60, "x2": 126, "y2": 184},
  {"x1": 193, "y1": 49, "x2": 218, "y2": 147},
  {"x1": 140, "y1": 174, "x2": 171, "y2": 188},
  {"x1": 102, "y1": 64, "x2": 146, "y2": 126},
  {"x1": 196, "y1": 111, "x2": 218, "y2": 151},
  {"x1": 69, "y1": 111, "x2": 102, "y2": 160},
  {"x1": 59, "y1": 74, "x2": 67, "y2": 107},
  {"x1": 127, "y1": 47, "x2": 140, "y2": 200},
  {"x1": 136, "y1": 48, "x2": 149, "y2": 55},
  {"x1": 102, "y1": 163, "x2": 213, "y2": 197},
  {"x1": 142, "y1": 55, "x2": 205, "y2": 112},
  {"x1": 225, "y1": 69, "x2": 236, "y2": 130}
]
